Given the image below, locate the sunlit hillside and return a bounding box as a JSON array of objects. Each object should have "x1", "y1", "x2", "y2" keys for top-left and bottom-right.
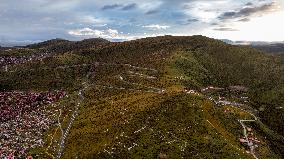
[{"x1": 1, "y1": 36, "x2": 283, "y2": 159}]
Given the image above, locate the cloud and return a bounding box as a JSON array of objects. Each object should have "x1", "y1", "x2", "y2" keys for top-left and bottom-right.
[
  {"x1": 121, "y1": 3, "x2": 137, "y2": 10},
  {"x1": 67, "y1": 27, "x2": 166, "y2": 41},
  {"x1": 238, "y1": 18, "x2": 250, "y2": 22},
  {"x1": 78, "y1": 16, "x2": 108, "y2": 25},
  {"x1": 101, "y1": 4, "x2": 122, "y2": 10},
  {"x1": 219, "y1": 2, "x2": 277, "y2": 20},
  {"x1": 213, "y1": 27, "x2": 239, "y2": 31},
  {"x1": 187, "y1": 18, "x2": 199, "y2": 23},
  {"x1": 142, "y1": 24, "x2": 170, "y2": 30},
  {"x1": 68, "y1": 28, "x2": 119, "y2": 39},
  {"x1": 245, "y1": 2, "x2": 253, "y2": 6},
  {"x1": 1, "y1": 0, "x2": 284, "y2": 43},
  {"x1": 107, "y1": 29, "x2": 119, "y2": 36},
  {"x1": 211, "y1": 22, "x2": 219, "y2": 26},
  {"x1": 145, "y1": 10, "x2": 159, "y2": 15},
  {"x1": 178, "y1": 18, "x2": 199, "y2": 25},
  {"x1": 68, "y1": 28, "x2": 103, "y2": 36},
  {"x1": 101, "y1": 3, "x2": 137, "y2": 11},
  {"x1": 221, "y1": 12, "x2": 236, "y2": 18},
  {"x1": 183, "y1": 0, "x2": 229, "y2": 23}
]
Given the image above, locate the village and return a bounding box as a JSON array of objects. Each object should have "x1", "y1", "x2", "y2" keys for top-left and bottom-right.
[
  {"x1": 0, "y1": 51, "x2": 51, "y2": 71},
  {"x1": 0, "y1": 91, "x2": 66, "y2": 158}
]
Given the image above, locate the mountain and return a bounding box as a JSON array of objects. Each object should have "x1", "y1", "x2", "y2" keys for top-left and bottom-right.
[
  {"x1": 24, "y1": 38, "x2": 110, "y2": 55},
  {"x1": 1, "y1": 36, "x2": 283, "y2": 159},
  {"x1": 25, "y1": 38, "x2": 71, "y2": 49},
  {"x1": 251, "y1": 43, "x2": 284, "y2": 54},
  {"x1": 221, "y1": 39, "x2": 284, "y2": 46}
]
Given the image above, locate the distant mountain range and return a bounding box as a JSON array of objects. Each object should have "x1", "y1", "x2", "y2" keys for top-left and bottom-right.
[
  {"x1": 220, "y1": 39, "x2": 284, "y2": 46},
  {"x1": 220, "y1": 39, "x2": 284, "y2": 55},
  {"x1": 250, "y1": 43, "x2": 284, "y2": 54},
  {"x1": 0, "y1": 41, "x2": 40, "y2": 47}
]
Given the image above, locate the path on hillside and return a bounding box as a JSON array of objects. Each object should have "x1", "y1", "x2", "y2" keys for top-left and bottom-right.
[
  {"x1": 54, "y1": 73, "x2": 163, "y2": 158},
  {"x1": 56, "y1": 88, "x2": 85, "y2": 159},
  {"x1": 126, "y1": 71, "x2": 157, "y2": 79},
  {"x1": 116, "y1": 74, "x2": 165, "y2": 94},
  {"x1": 3, "y1": 62, "x2": 158, "y2": 73},
  {"x1": 53, "y1": 64, "x2": 162, "y2": 158}
]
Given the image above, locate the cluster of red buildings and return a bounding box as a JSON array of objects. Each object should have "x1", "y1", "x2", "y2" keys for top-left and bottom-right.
[
  {"x1": 0, "y1": 91, "x2": 66, "y2": 158},
  {"x1": 0, "y1": 91, "x2": 66, "y2": 122}
]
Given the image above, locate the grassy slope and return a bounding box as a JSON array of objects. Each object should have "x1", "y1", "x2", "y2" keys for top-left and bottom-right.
[
  {"x1": 63, "y1": 91, "x2": 256, "y2": 159},
  {"x1": 1, "y1": 36, "x2": 283, "y2": 158},
  {"x1": 59, "y1": 43, "x2": 280, "y2": 158}
]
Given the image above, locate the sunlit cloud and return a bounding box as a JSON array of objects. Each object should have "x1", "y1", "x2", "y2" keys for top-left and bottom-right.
[
  {"x1": 68, "y1": 28, "x2": 119, "y2": 39},
  {"x1": 142, "y1": 24, "x2": 170, "y2": 30},
  {"x1": 201, "y1": 9, "x2": 284, "y2": 41}
]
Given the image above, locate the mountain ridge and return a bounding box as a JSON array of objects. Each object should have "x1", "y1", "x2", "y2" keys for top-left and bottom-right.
[{"x1": 1, "y1": 35, "x2": 283, "y2": 158}]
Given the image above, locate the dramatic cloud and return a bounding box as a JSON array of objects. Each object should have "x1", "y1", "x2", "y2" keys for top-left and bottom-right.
[
  {"x1": 0, "y1": 0, "x2": 283, "y2": 45},
  {"x1": 219, "y1": 2, "x2": 277, "y2": 20}
]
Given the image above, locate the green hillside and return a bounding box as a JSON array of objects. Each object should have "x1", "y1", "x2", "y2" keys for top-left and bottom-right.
[{"x1": 1, "y1": 35, "x2": 283, "y2": 158}]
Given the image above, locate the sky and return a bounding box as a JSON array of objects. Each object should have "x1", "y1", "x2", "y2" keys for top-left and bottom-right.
[{"x1": 0, "y1": 0, "x2": 284, "y2": 45}]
